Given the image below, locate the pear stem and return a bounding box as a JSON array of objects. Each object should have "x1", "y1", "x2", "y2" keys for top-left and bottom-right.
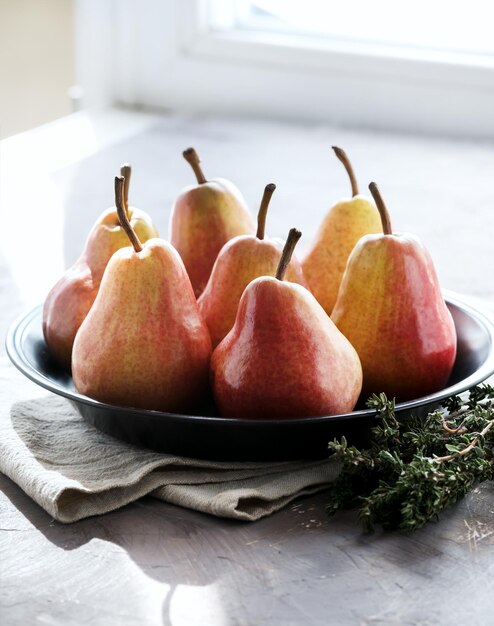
[
  {"x1": 120, "y1": 163, "x2": 131, "y2": 217},
  {"x1": 332, "y1": 146, "x2": 359, "y2": 197},
  {"x1": 183, "y1": 147, "x2": 207, "y2": 184},
  {"x1": 369, "y1": 182, "x2": 393, "y2": 235},
  {"x1": 256, "y1": 183, "x2": 276, "y2": 240},
  {"x1": 115, "y1": 176, "x2": 143, "y2": 253},
  {"x1": 275, "y1": 228, "x2": 302, "y2": 281}
]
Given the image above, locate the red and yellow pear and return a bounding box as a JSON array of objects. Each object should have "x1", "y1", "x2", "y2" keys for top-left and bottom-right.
[
  {"x1": 302, "y1": 147, "x2": 382, "y2": 315},
  {"x1": 331, "y1": 182, "x2": 457, "y2": 402},
  {"x1": 169, "y1": 147, "x2": 255, "y2": 297},
  {"x1": 211, "y1": 229, "x2": 363, "y2": 419},
  {"x1": 198, "y1": 183, "x2": 308, "y2": 348},
  {"x1": 72, "y1": 177, "x2": 212, "y2": 413},
  {"x1": 43, "y1": 164, "x2": 158, "y2": 370}
]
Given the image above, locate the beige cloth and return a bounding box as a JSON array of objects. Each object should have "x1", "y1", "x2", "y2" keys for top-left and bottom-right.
[{"x1": 0, "y1": 359, "x2": 339, "y2": 523}]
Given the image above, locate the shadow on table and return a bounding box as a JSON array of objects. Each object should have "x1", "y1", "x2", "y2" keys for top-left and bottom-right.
[
  {"x1": 7, "y1": 389, "x2": 494, "y2": 623},
  {"x1": 4, "y1": 465, "x2": 490, "y2": 625},
  {"x1": 1, "y1": 470, "x2": 240, "y2": 623}
]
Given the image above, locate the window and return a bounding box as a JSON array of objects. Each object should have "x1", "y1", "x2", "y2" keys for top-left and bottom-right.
[
  {"x1": 213, "y1": 0, "x2": 494, "y2": 58},
  {"x1": 76, "y1": 0, "x2": 494, "y2": 139}
]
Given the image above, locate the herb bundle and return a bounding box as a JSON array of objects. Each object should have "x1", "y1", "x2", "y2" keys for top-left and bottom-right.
[{"x1": 327, "y1": 384, "x2": 494, "y2": 532}]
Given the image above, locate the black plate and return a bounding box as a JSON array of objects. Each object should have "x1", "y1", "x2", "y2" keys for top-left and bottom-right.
[{"x1": 6, "y1": 293, "x2": 494, "y2": 461}]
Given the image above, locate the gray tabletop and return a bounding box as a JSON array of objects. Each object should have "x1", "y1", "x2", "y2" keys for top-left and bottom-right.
[{"x1": 2, "y1": 111, "x2": 494, "y2": 626}]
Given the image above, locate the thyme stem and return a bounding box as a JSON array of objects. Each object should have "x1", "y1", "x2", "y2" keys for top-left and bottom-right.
[{"x1": 433, "y1": 419, "x2": 494, "y2": 463}]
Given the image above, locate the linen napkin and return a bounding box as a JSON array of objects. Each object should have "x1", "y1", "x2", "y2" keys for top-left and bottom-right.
[{"x1": 0, "y1": 358, "x2": 339, "y2": 523}]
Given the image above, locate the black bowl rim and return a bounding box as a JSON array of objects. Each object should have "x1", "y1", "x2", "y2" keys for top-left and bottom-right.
[{"x1": 5, "y1": 290, "x2": 494, "y2": 428}]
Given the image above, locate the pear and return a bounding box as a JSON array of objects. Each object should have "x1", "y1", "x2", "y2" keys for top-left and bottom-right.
[
  {"x1": 43, "y1": 164, "x2": 158, "y2": 370},
  {"x1": 198, "y1": 183, "x2": 307, "y2": 348},
  {"x1": 169, "y1": 147, "x2": 255, "y2": 297},
  {"x1": 331, "y1": 182, "x2": 457, "y2": 402},
  {"x1": 72, "y1": 177, "x2": 212, "y2": 413},
  {"x1": 302, "y1": 147, "x2": 382, "y2": 315},
  {"x1": 211, "y1": 229, "x2": 363, "y2": 419}
]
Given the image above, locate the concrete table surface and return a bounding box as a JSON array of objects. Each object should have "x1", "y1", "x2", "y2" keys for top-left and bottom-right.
[{"x1": 1, "y1": 108, "x2": 494, "y2": 626}]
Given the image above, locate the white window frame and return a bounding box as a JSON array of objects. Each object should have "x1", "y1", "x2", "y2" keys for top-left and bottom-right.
[{"x1": 75, "y1": 0, "x2": 494, "y2": 139}]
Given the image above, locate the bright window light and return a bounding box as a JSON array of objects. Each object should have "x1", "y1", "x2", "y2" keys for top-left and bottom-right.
[{"x1": 218, "y1": 0, "x2": 494, "y2": 57}]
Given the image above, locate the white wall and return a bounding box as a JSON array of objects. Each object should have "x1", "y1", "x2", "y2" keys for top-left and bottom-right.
[{"x1": 0, "y1": 0, "x2": 75, "y2": 138}]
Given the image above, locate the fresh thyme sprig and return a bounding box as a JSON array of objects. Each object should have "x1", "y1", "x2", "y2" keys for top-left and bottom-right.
[{"x1": 327, "y1": 385, "x2": 494, "y2": 532}]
